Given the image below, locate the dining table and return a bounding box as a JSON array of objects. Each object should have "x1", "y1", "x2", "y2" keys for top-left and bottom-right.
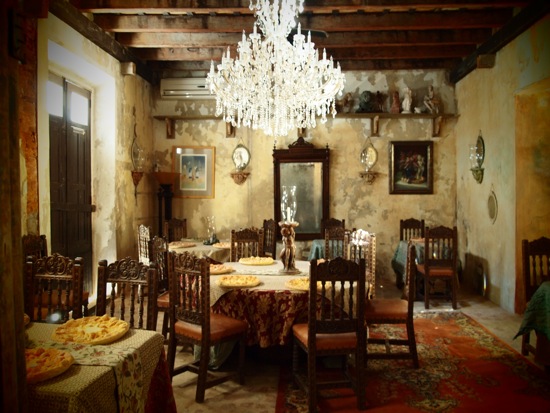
[
  {"x1": 26, "y1": 322, "x2": 176, "y2": 413},
  {"x1": 391, "y1": 238, "x2": 425, "y2": 289},
  {"x1": 515, "y1": 281, "x2": 550, "y2": 370},
  {"x1": 168, "y1": 238, "x2": 231, "y2": 262}
]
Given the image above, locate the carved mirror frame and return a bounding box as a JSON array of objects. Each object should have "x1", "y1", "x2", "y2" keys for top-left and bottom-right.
[{"x1": 273, "y1": 137, "x2": 330, "y2": 241}]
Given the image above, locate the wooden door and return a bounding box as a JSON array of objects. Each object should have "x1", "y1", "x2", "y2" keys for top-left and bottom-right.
[{"x1": 49, "y1": 74, "x2": 93, "y2": 292}]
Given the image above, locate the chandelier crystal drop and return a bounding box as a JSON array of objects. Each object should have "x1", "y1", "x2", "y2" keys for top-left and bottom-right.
[{"x1": 206, "y1": 0, "x2": 346, "y2": 138}]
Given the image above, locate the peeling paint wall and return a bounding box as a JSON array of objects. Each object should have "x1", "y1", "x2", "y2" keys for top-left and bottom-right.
[
  {"x1": 455, "y1": 16, "x2": 550, "y2": 313},
  {"x1": 153, "y1": 71, "x2": 457, "y2": 284}
]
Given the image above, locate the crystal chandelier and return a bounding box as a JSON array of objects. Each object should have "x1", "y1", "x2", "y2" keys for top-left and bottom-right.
[{"x1": 206, "y1": 0, "x2": 346, "y2": 138}]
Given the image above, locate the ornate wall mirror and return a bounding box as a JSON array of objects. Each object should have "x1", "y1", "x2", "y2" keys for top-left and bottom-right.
[{"x1": 273, "y1": 137, "x2": 330, "y2": 240}]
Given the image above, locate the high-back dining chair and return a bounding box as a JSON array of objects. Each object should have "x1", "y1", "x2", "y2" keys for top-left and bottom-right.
[
  {"x1": 96, "y1": 257, "x2": 159, "y2": 330},
  {"x1": 166, "y1": 251, "x2": 248, "y2": 403},
  {"x1": 22, "y1": 234, "x2": 48, "y2": 262},
  {"x1": 320, "y1": 217, "x2": 345, "y2": 238},
  {"x1": 399, "y1": 218, "x2": 425, "y2": 241},
  {"x1": 416, "y1": 225, "x2": 458, "y2": 309},
  {"x1": 324, "y1": 226, "x2": 348, "y2": 260},
  {"x1": 137, "y1": 224, "x2": 152, "y2": 265},
  {"x1": 164, "y1": 218, "x2": 187, "y2": 242},
  {"x1": 292, "y1": 257, "x2": 367, "y2": 412},
  {"x1": 150, "y1": 235, "x2": 171, "y2": 338},
  {"x1": 262, "y1": 218, "x2": 278, "y2": 258},
  {"x1": 230, "y1": 227, "x2": 264, "y2": 261},
  {"x1": 520, "y1": 236, "x2": 550, "y2": 357},
  {"x1": 365, "y1": 242, "x2": 419, "y2": 368},
  {"x1": 347, "y1": 229, "x2": 377, "y2": 298},
  {"x1": 24, "y1": 253, "x2": 85, "y2": 323}
]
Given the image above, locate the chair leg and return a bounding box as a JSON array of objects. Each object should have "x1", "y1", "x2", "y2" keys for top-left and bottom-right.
[
  {"x1": 161, "y1": 311, "x2": 169, "y2": 338},
  {"x1": 424, "y1": 276, "x2": 430, "y2": 309},
  {"x1": 238, "y1": 336, "x2": 246, "y2": 385},
  {"x1": 166, "y1": 334, "x2": 176, "y2": 379},
  {"x1": 521, "y1": 333, "x2": 530, "y2": 356},
  {"x1": 451, "y1": 277, "x2": 458, "y2": 310},
  {"x1": 307, "y1": 351, "x2": 317, "y2": 413},
  {"x1": 355, "y1": 348, "x2": 367, "y2": 410},
  {"x1": 406, "y1": 320, "x2": 419, "y2": 368},
  {"x1": 195, "y1": 345, "x2": 210, "y2": 403}
]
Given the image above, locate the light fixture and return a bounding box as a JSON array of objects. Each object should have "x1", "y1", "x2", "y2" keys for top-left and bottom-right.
[
  {"x1": 469, "y1": 130, "x2": 485, "y2": 184},
  {"x1": 206, "y1": 0, "x2": 345, "y2": 138},
  {"x1": 359, "y1": 135, "x2": 379, "y2": 184},
  {"x1": 130, "y1": 107, "x2": 145, "y2": 204}
]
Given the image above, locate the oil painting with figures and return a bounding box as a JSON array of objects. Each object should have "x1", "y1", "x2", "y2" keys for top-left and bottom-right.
[
  {"x1": 389, "y1": 141, "x2": 433, "y2": 194},
  {"x1": 180, "y1": 154, "x2": 207, "y2": 191}
]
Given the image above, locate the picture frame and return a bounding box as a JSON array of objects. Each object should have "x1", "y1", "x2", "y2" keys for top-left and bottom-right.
[
  {"x1": 172, "y1": 146, "x2": 215, "y2": 198},
  {"x1": 389, "y1": 140, "x2": 433, "y2": 194}
]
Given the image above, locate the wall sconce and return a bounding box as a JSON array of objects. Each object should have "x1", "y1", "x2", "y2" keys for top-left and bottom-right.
[
  {"x1": 469, "y1": 131, "x2": 485, "y2": 184},
  {"x1": 359, "y1": 136, "x2": 379, "y2": 184},
  {"x1": 131, "y1": 106, "x2": 145, "y2": 203}
]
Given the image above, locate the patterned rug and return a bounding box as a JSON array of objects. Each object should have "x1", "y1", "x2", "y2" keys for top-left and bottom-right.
[{"x1": 276, "y1": 312, "x2": 550, "y2": 412}]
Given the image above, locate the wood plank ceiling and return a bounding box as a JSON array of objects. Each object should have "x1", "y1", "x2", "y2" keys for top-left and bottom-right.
[{"x1": 55, "y1": 0, "x2": 549, "y2": 84}]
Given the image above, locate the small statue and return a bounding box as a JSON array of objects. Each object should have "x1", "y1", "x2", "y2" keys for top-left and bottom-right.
[
  {"x1": 423, "y1": 85, "x2": 440, "y2": 114},
  {"x1": 356, "y1": 91, "x2": 381, "y2": 113},
  {"x1": 279, "y1": 222, "x2": 299, "y2": 274},
  {"x1": 390, "y1": 90, "x2": 400, "y2": 113},
  {"x1": 335, "y1": 92, "x2": 353, "y2": 113},
  {"x1": 402, "y1": 87, "x2": 412, "y2": 113}
]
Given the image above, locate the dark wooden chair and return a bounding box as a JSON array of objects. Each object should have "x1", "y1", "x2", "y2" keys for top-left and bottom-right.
[
  {"x1": 400, "y1": 218, "x2": 425, "y2": 241},
  {"x1": 149, "y1": 235, "x2": 171, "y2": 338},
  {"x1": 24, "y1": 253, "x2": 85, "y2": 323},
  {"x1": 96, "y1": 257, "x2": 159, "y2": 330},
  {"x1": 263, "y1": 218, "x2": 277, "y2": 258},
  {"x1": 292, "y1": 257, "x2": 367, "y2": 412},
  {"x1": 22, "y1": 234, "x2": 48, "y2": 261},
  {"x1": 163, "y1": 218, "x2": 187, "y2": 242},
  {"x1": 137, "y1": 224, "x2": 152, "y2": 265},
  {"x1": 230, "y1": 227, "x2": 264, "y2": 261},
  {"x1": 520, "y1": 236, "x2": 550, "y2": 357},
  {"x1": 320, "y1": 217, "x2": 345, "y2": 238},
  {"x1": 365, "y1": 243, "x2": 419, "y2": 368},
  {"x1": 347, "y1": 229, "x2": 377, "y2": 299},
  {"x1": 324, "y1": 226, "x2": 348, "y2": 260},
  {"x1": 166, "y1": 251, "x2": 248, "y2": 403},
  {"x1": 416, "y1": 225, "x2": 458, "y2": 310}
]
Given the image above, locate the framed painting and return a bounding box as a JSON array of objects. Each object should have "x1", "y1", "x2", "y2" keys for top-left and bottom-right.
[
  {"x1": 172, "y1": 146, "x2": 215, "y2": 198},
  {"x1": 389, "y1": 141, "x2": 433, "y2": 194}
]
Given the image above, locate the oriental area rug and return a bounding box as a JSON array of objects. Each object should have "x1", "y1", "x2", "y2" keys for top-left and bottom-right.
[{"x1": 276, "y1": 312, "x2": 550, "y2": 413}]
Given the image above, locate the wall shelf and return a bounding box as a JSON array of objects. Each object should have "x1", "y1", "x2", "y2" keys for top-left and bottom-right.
[{"x1": 154, "y1": 113, "x2": 455, "y2": 139}]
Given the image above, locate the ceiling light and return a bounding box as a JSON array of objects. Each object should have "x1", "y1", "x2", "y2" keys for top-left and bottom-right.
[{"x1": 206, "y1": 0, "x2": 345, "y2": 138}]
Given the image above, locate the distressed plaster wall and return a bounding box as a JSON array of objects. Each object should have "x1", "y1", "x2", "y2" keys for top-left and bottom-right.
[
  {"x1": 455, "y1": 16, "x2": 550, "y2": 313},
  {"x1": 153, "y1": 70, "x2": 457, "y2": 283}
]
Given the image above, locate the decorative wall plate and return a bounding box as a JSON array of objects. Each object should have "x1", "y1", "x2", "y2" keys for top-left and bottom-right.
[
  {"x1": 232, "y1": 143, "x2": 250, "y2": 171},
  {"x1": 488, "y1": 189, "x2": 498, "y2": 224}
]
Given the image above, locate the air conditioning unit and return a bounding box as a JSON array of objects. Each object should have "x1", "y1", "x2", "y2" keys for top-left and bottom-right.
[{"x1": 159, "y1": 78, "x2": 214, "y2": 99}]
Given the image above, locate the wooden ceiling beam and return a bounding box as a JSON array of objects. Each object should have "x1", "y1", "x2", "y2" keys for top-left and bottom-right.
[
  {"x1": 72, "y1": 0, "x2": 528, "y2": 14},
  {"x1": 93, "y1": 9, "x2": 512, "y2": 33},
  {"x1": 49, "y1": 0, "x2": 153, "y2": 83},
  {"x1": 450, "y1": 0, "x2": 550, "y2": 82},
  {"x1": 134, "y1": 44, "x2": 475, "y2": 61},
  {"x1": 151, "y1": 57, "x2": 460, "y2": 73},
  {"x1": 116, "y1": 28, "x2": 491, "y2": 48}
]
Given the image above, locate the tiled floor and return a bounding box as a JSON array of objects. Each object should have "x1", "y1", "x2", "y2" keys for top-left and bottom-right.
[{"x1": 166, "y1": 272, "x2": 540, "y2": 412}]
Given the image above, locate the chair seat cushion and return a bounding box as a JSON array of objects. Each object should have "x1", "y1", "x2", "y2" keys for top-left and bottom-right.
[
  {"x1": 174, "y1": 313, "x2": 248, "y2": 342},
  {"x1": 416, "y1": 264, "x2": 454, "y2": 277},
  {"x1": 292, "y1": 323, "x2": 358, "y2": 351},
  {"x1": 157, "y1": 291, "x2": 170, "y2": 309},
  {"x1": 365, "y1": 299, "x2": 408, "y2": 321}
]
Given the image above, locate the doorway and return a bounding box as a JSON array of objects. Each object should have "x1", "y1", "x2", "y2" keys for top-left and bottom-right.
[{"x1": 48, "y1": 73, "x2": 93, "y2": 292}]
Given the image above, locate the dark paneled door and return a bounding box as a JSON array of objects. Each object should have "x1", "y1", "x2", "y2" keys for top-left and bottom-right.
[{"x1": 49, "y1": 74, "x2": 93, "y2": 292}]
